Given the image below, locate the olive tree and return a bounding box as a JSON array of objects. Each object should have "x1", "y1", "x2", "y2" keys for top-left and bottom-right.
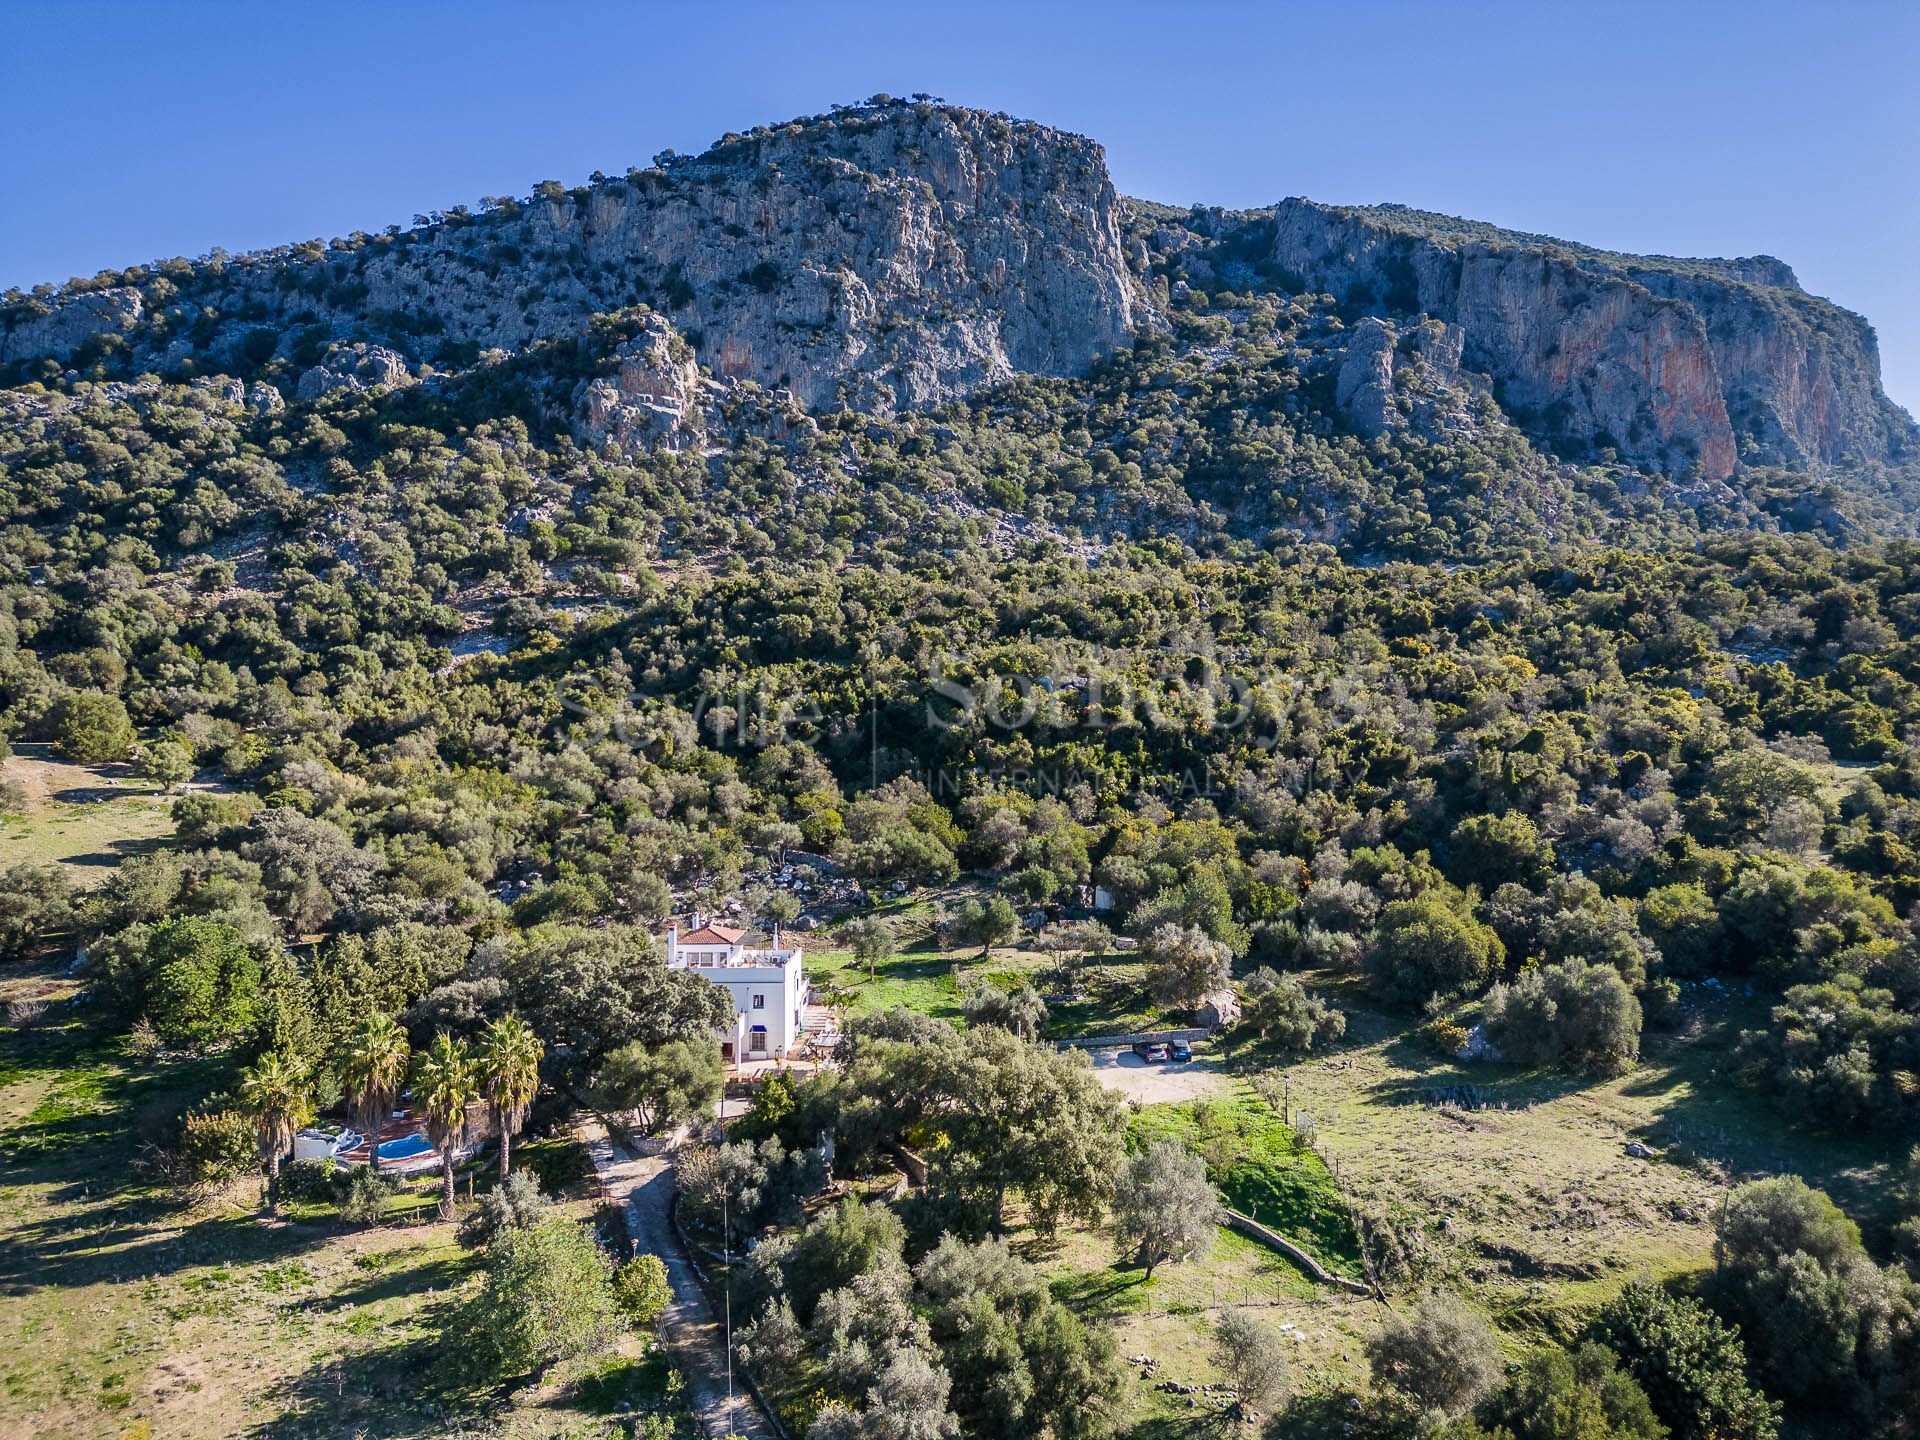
[
  {"x1": 1111, "y1": 1139, "x2": 1221, "y2": 1277},
  {"x1": 1365, "y1": 1290, "x2": 1503, "y2": 1414}
]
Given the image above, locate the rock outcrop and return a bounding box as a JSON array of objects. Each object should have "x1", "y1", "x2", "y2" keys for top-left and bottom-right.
[
  {"x1": 0, "y1": 286, "x2": 144, "y2": 368},
  {"x1": 1326, "y1": 314, "x2": 1484, "y2": 440},
  {"x1": 1269, "y1": 199, "x2": 1916, "y2": 479},
  {"x1": 575, "y1": 314, "x2": 709, "y2": 454},
  {"x1": 294, "y1": 342, "x2": 415, "y2": 402},
  {"x1": 1, "y1": 101, "x2": 1140, "y2": 416}
]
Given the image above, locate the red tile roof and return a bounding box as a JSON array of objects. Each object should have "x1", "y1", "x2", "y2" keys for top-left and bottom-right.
[{"x1": 680, "y1": 924, "x2": 746, "y2": 946}]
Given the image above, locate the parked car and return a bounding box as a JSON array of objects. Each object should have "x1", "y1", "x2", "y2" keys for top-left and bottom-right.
[
  {"x1": 1168, "y1": 1039, "x2": 1192, "y2": 1062},
  {"x1": 1132, "y1": 1041, "x2": 1170, "y2": 1062}
]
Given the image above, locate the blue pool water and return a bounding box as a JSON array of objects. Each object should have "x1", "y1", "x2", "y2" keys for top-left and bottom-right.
[{"x1": 377, "y1": 1133, "x2": 433, "y2": 1161}]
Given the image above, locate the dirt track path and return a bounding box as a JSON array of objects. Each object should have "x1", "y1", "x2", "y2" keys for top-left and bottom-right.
[{"x1": 582, "y1": 1121, "x2": 777, "y2": 1440}]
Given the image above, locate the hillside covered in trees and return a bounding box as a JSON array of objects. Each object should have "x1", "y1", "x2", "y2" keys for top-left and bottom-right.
[{"x1": 3, "y1": 97, "x2": 1920, "y2": 1440}]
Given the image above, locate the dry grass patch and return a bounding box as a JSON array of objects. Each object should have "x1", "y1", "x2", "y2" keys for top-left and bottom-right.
[
  {"x1": 0, "y1": 746, "x2": 185, "y2": 886},
  {"x1": 1278, "y1": 971, "x2": 1894, "y2": 1335}
]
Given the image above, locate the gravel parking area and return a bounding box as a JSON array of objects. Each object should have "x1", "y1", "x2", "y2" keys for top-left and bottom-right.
[{"x1": 1086, "y1": 1047, "x2": 1226, "y2": 1104}]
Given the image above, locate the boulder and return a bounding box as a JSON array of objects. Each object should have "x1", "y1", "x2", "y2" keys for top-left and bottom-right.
[
  {"x1": 1456, "y1": 1023, "x2": 1505, "y2": 1062},
  {"x1": 1196, "y1": 989, "x2": 1241, "y2": 1030}
]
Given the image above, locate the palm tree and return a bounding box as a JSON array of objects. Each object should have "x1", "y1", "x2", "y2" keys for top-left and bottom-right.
[
  {"x1": 476, "y1": 1014, "x2": 543, "y2": 1182},
  {"x1": 239, "y1": 1050, "x2": 314, "y2": 1214},
  {"x1": 411, "y1": 1032, "x2": 478, "y2": 1219},
  {"x1": 340, "y1": 1012, "x2": 409, "y2": 1176}
]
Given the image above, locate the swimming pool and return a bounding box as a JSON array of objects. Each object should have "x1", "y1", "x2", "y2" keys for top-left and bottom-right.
[{"x1": 377, "y1": 1133, "x2": 434, "y2": 1161}]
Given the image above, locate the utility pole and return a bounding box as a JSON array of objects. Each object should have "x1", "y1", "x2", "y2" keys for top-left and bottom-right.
[{"x1": 722, "y1": 1186, "x2": 733, "y2": 1401}]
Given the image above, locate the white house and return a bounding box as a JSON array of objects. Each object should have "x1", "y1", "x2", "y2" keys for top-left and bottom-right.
[{"x1": 667, "y1": 919, "x2": 809, "y2": 1062}]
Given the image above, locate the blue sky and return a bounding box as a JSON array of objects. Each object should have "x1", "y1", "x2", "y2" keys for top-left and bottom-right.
[{"x1": 3, "y1": 1, "x2": 1916, "y2": 411}]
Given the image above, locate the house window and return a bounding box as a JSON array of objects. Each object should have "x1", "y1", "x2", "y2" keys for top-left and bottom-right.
[
  {"x1": 751, "y1": 994, "x2": 766, "y2": 1010},
  {"x1": 749, "y1": 1025, "x2": 769, "y2": 1054}
]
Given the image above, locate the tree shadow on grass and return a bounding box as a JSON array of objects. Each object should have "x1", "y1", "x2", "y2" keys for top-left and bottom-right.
[
  {"x1": 246, "y1": 1299, "x2": 508, "y2": 1440},
  {"x1": 50, "y1": 783, "x2": 153, "y2": 804},
  {"x1": 879, "y1": 953, "x2": 957, "y2": 982},
  {"x1": 305, "y1": 1248, "x2": 474, "y2": 1313},
  {"x1": 1364, "y1": 1034, "x2": 1597, "y2": 1111},
  {"x1": 1270, "y1": 1387, "x2": 1373, "y2": 1440},
  {"x1": 1612, "y1": 1019, "x2": 1896, "y2": 1221},
  {"x1": 0, "y1": 1018, "x2": 233, "y2": 1184},
  {"x1": 0, "y1": 1199, "x2": 338, "y2": 1296},
  {"x1": 0, "y1": 1021, "x2": 339, "y2": 1293},
  {"x1": 1049, "y1": 1264, "x2": 1151, "y2": 1319},
  {"x1": 562, "y1": 1345, "x2": 675, "y2": 1418},
  {"x1": 1617, "y1": 1064, "x2": 1690, "y2": 1099}
]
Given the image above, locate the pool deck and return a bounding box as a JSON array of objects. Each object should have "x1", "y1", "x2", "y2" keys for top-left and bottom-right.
[
  {"x1": 340, "y1": 1119, "x2": 474, "y2": 1176},
  {"x1": 331, "y1": 1112, "x2": 425, "y2": 1166}
]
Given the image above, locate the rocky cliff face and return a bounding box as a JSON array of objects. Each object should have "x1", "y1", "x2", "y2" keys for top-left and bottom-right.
[
  {"x1": 1269, "y1": 199, "x2": 1915, "y2": 479},
  {"x1": 5, "y1": 104, "x2": 1913, "y2": 486},
  {"x1": 1, "y1": 102, "x2": 1140, "y2": 416}
]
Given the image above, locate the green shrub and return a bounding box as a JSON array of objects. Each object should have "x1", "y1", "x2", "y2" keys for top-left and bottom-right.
[
  {"x1": 276, "y1": 1158, "x2": 342, "y2": 1205},
  {"x1": 47, "y1": 691, "x2": 136, "y2": 763},
  {"x1": 173, "y1": 1102, "x2": 256, "y2": 1190},
  {"x1": 341, "y1": 1166, "x2": 397, "y2": 1226},
  {"x1": 1592, "y1": 1278, "x2": 1779, "y2": 1440},
  {"x1": 470, "y1": 1217, "x2": 622, "y2": 1375},
  {"x1": 458, "y1": 1171, "x2": 553, "y2": 1249},
  {"x1": 613, "y1": 1253, "x2": 673, "y2": 1328}
]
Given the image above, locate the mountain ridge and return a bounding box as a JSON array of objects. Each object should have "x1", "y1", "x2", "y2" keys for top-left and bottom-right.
[
  {"x1": 2, "y1": 97, "x2": 1913, "y2": 489},
  {"x1": 1259, "y1": 196, "x2": 1914, "y2": 479}
]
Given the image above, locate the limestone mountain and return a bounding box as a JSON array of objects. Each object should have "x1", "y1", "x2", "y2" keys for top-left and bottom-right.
[
  {"x1": 1259, "y1": 199, "x2": 1916, "y2": 480},
  {"x1": 1, "y1": 97, "x2": 1913, "y2": 505},
  {"x1": 1, "y1": 101, "x2": 1140, "y2": 416}
]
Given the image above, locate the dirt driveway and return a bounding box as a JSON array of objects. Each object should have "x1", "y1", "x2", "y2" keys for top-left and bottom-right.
[
  {"x1": 581, "y1": 1122, "x2": 778, "y2": 1440},
  {"x1": 1086, "y1": 1047, "x2": 1226, "y2": 1104}
]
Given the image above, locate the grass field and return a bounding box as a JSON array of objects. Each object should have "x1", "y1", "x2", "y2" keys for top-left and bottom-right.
[
  {"x1": 806, "y1": 902, "x2": 1168, "y2": 1039},
  {"x1": 0, "y1": 960, "x2": 682, "y2": 1440},
  {"x1": 1129, "y1": 1088, "x2": 1364, "y2": 1280},
  {"x1": 1031, "y1": 1209, "x2": 1377, "y2": 1435},
  {"x1": 0, "y1": 746, "x2": 186, "y2": 886},
  {"x1": 1276, "y1": 966, "x2": 1899, "y2": 1336}
]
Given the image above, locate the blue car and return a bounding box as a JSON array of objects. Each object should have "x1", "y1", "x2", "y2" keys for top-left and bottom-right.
[{"x1": 1168, "y1": 1039, "x2": 1192, "y2": 1062}]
